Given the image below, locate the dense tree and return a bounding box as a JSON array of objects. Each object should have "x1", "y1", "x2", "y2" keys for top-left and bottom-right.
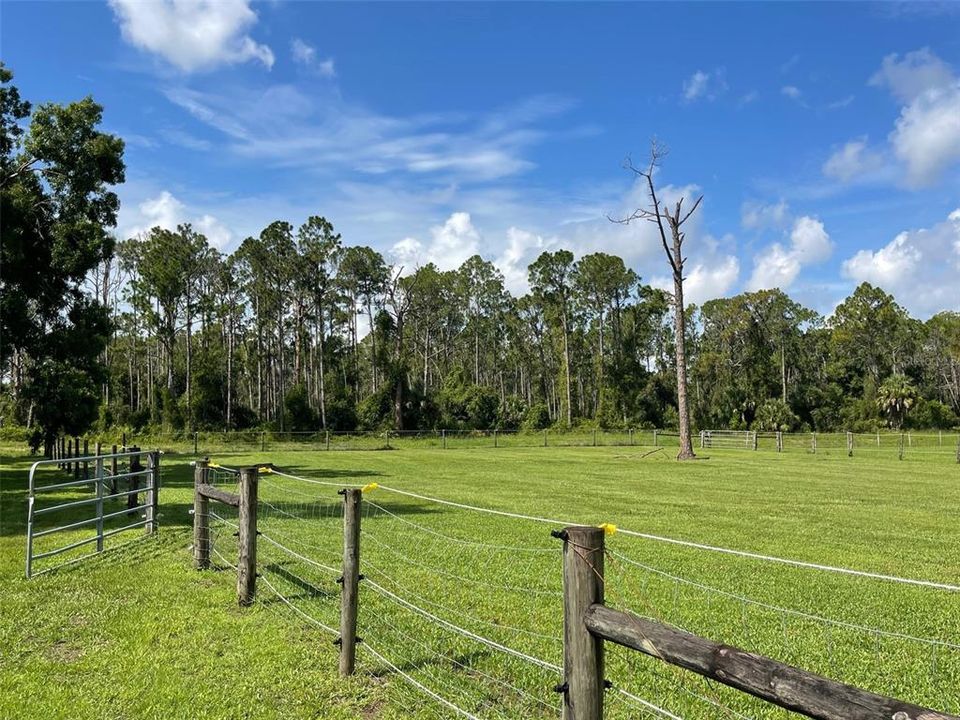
[
  {"x1": 0, "y1": 65, "x2": 124, "y2": 451},
  {"x1": 3, "y1": 70, "x2": 957, "y2": 446}
]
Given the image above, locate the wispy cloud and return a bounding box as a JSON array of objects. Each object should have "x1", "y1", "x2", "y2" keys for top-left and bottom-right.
[
  {"x1": 163, "y1": 83, "x2": 576, "y2": 182},
  {"x1": 826, "y1": 94, "x2": 855, "y2": 110},
  {"x1": 291, "y1": 38, "x2": 336, "y2": 78},
  {"x1": 780, "y1": 54, "x2": 800, "y2": 74},
  {"x1": 682, "y1": 68, "x2": 728, "y2": 102}
]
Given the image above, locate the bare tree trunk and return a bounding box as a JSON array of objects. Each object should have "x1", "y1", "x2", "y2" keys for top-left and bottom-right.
[
  {"x1": 781, "y1": 339, "x2": 787, "y2": 403},
  {"x1": 562, "y1": 310, "x2": 572, "y2": 427},
  {"x1": 672, "y1": 268, "x2": 695, "y2": 460}
]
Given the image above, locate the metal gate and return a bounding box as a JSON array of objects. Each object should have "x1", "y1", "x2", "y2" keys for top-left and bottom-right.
[{"x1": 26, "y1": 448, "x2": 159, "y2": 578}]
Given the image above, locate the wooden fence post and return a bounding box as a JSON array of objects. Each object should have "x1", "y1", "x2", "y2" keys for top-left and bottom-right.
[
  {"x1": 194, "y1": 431, "x2": 199, "y2": 455},
  {"x1": 846, "y1": 431, "x2": 853, "y2": 457},
  {"x1": 752, "y1": 431, "x2": 758, "y2": 451},
  {"x1": 237, "y1": 466, "x2": 259, "y2": 606},
  {"x1": 776, "y1": 431, "x2": 783, "y2": 453},
  {"x1": 339, "y1": 487, "x2": 362, "y2": 676},
  {"x1": 556, "y1": 525, "x2": 604, "y2": 720},
  {"x1": 629, "y1": 428, "x2": 634, "y2": 446},
  {"x1": 442, "y1": 429, "x2": 447, "y2": 449},
  {"x1": 128, "y1": 447, "x2": 142, "y2": 516},
  {"x1": 544, "y1": 429, "x2": 548, "y2": 447},
  {"x1": 699, "y1": 430, "x2": 704, "y2": 449},
  {"x1": 653, "y1": 429, "x2": 658, "y2": 447},
  {"x1": 811, "y1": 433, "x2": 817, "y2": 454},
  {"x1": 898, "y1": 432, "x2": 904, "y2": 461},
  {"x1": 494, "y1": 429, "x2": 498, "y2": 448},
  {"x1": 326, "y1": 430, "x2": 331, "y2": 451},
  {"x1": 83, "y1": 438, "x2": 89, "y2": 480},
  {"x1": 193, "y1": 459, "x2": 210, "y2": 570},
  {"x1": 121, "y1": 431, "x2": 127, "y2": 448},
  {"x1": 261, "y1": 432, "x2": 265, "y2": 451},
  {"x1": 73, "y1": 437, "x2": 80, "y2": 480}
]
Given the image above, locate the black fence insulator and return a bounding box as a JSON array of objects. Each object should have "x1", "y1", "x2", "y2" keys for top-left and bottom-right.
[
  {"x1": 550, "y1": 529, "x2": 568, "y2": 541},
  {"x1": 553, "y1": 682, "x2": 569, "y2": 694}
]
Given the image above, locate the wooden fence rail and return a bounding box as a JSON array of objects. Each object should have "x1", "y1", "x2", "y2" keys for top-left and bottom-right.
[{"x1": 555, "y1": 524, "x2": 959, "y2": 720}]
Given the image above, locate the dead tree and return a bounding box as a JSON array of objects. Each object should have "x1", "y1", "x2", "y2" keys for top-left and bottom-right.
[{"x1": 611, "y1": 141, "x2": 700, "y2": 460}]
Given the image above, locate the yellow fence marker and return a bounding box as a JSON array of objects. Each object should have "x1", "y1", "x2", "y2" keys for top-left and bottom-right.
[
  {"x1": 599, "y1": 523, "x2": 617, "y2": 536},
  {"x1": 361, "y1": 482, "x2": 379, "y2": 493}
]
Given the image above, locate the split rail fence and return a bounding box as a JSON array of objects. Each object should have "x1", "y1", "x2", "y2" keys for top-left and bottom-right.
[{"x1": 191, "y1": 460, "x2": 959, "y2": 720}]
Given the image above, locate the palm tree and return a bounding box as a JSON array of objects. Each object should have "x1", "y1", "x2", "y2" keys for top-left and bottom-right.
[{"x1": 876, "y1": 374, "x2": 917, "y2": 430}]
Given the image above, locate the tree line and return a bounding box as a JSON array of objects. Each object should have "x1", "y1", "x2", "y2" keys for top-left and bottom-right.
[{"x1": 2, "y1": 66, "x2": 958, "y2": 452}]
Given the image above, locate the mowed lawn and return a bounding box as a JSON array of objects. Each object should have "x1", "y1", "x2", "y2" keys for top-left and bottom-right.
[{"x1": 1, "y1": 442, "x2": 958, "y2": 719}]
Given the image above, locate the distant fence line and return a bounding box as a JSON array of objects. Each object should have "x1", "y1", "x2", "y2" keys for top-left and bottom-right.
[{"x1": 49, "y1": 427, "x2": 960, "y2": 460}]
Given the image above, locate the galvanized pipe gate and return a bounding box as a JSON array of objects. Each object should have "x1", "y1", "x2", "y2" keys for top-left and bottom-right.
[{"x1": 26, "y1": 448, "x2": 160, "y2": 578}]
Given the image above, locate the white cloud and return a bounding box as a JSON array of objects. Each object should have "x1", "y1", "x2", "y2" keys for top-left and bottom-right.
[
  {"x1": 889, "y1": 82, "x2": 960, "y2": 187},
  {"x1": 195, "y1": 214, "x2": 233, "y2": 250},
  {"x1": 741, "y1": 199, "x2": 789, "y2": 230},
  {"x1": 781, "y1": 85, "x2": 802, "y2": 100},
  {"x1": 747, "y1": 216, "x2": 832, "y2": 291},
  {"x1": 496, "y1": 227, "x2": 552, "y2": 294},
  {"x1": 842, "y1": 48, "x2": 960, "y2": 188},
  {"x1": 738, "y1": 90, "x2": 759, "y2": 107},
  {"x1": 682, "y1": 255, "x2": 741, "y2": 306},
  {"x1": 291, "y1": 38, "x2": 336, "y2": 78},
  {"x1": 427, "y1": 212, "x2": 481, "y2": 270},
  {"x1": 842, "y1": 208, "x2": 960, "y2": 316},
  {"x1": 121, "y1": 190, "x2": 234, "y2": 250},
  {"x1": 108, "y1": 0, "x2": 274, "y2": 72},
  {"x1": 683, "y1": 68, "x2": 727, "y2": 102},
  {"x1": 869, "y1": 48, "x2": 954, "y2": 104},
  {"x1": 389, "y1": 237, "x2": 425, "y2": 272},
  {"x1": 822, "y1": 137, "x2": 885, "y2": 182}
]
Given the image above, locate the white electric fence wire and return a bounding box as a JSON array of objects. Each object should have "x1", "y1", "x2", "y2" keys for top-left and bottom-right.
[
  {"x1": 360, "y1": 639, "x2": 482, "y2": 720},
  {"x1": 258, "y1": 530, "x2": 340, "y2": 576},
  {"x1": 364, "y1": 560, "x2": 563, "y2": 646},
  {"x1": 365, "y1": 484, "x2": 959, "y2": 592},
  {"x1": 362, "y1": 529, "x2": 560, "y2": 598},
  {"x1": 259, "y1": 573, "x2": 337, "y2": 635},
  {"x1": 364, "y1": 499, "x2": 554, "y2": 554},
  {"x1": 610, "y1": 550, "x2": 960, "y2": 651},
  {"x1": 365, "y1": 578, "x2": 562, "y2": 674},
  {"x1": 271, "y1": 469, "x2": 366, "y2": 488},
  {"x1": 362, "y1": 610, "x2": 558, "y2": 716},
  {"x1": 615, "y1": 688, "x2": 685, "y2": 720}
]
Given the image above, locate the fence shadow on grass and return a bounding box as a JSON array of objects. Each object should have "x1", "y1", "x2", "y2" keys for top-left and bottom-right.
[{"x1": 366, "y1": 648, "x2": 493, "y2": 679}]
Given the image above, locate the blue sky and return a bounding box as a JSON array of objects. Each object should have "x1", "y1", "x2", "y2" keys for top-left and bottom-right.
[{"x1": 3, "y1": 1, "x2": 959, "y2": 316}]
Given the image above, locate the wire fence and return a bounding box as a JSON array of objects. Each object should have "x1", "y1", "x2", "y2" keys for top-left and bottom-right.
[
  {"x1": 66, "y1": 427, "x2": 960, "y2": 463},
  {"x1": 201, "y1": 466, "x2": 960, "y2": 719}
]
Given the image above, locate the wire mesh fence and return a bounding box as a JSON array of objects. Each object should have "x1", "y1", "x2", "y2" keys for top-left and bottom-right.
[{"x1": 201, "y1": 467, "x2": 960, "y2": 719}]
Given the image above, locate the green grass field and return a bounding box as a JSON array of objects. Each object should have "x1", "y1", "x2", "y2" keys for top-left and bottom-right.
[{"x1": 1, "y1": 442, "x2": 958, "y2": 719}]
